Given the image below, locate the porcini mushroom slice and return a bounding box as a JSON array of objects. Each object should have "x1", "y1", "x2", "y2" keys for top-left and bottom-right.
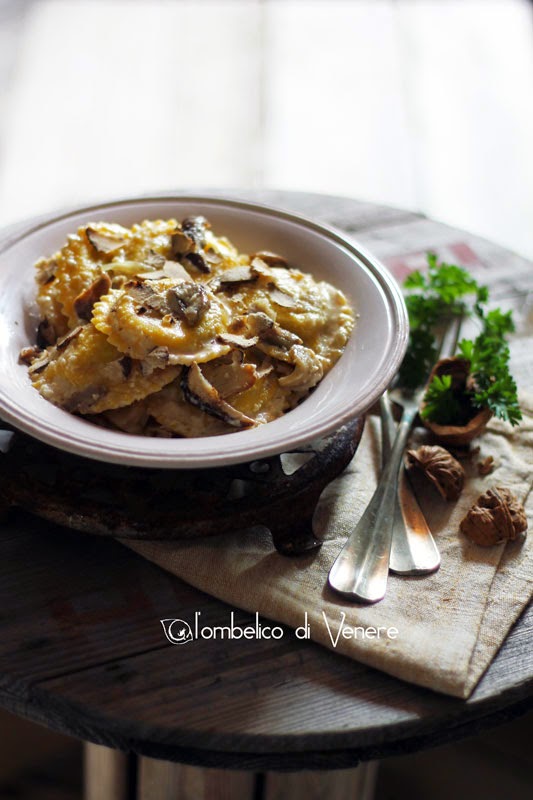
[
  {"x1": 182, "y1": 363, "x2": 257, "y2": 428},
  {"x1": 19, "y1": 345, "x2": 43, "y2": 366},
  {"x1": 210, "y1": 266, "x2": 257, "y2": 291},
  {"x1": 182, "y1": 216, "x2": 210, "y2": 247},
  {"x1": 251, "y1": 251, "x2": 289, "y2": 268},
  {"x1": 144, "y1": 250, "x2": 166, "y2": 269},
  {"x1": 278, "y1": 345, "x2": 324, "y2": 391},
  {"x1": 268, "y1": 286, "x2": 299, "y2": 309},
  {"x1": 136, "y1": 261, "x2": 193, "y2": 282},
  {"x1": 126, "y1": 280, "x2": 168, "y2": 313},
  {"x1": 201, "y1": 352, "x2": 257, "y2": 399},
  {"x1": 142, "y1": 346, "x2": 170, "y2": 374},
  {"x1": 204, "y1": 249, "x2": 223, "y2": 267},
  {"x1": 56, "y1": 325, "x2": 84, "y2": 351},
  {"x1": 36, "y1": 260, "x2": 57, "y2": 286},
  {"x1": 27, "y1": 350, "x2": 51, "y2": 375},
  {"x1": 166, "y1": 283, "x2": 211, "y2": 326},
  {"x1": 216, "y1": 332, "x2": 259, "y2": 349},
  {"x1": 163, "y1": 260, "x2": 193, "y2": 281},
  {"x1": 74, "y1": 273, "x2": 112, "y2": 321},
  {"x1": 184, "y1": 251, "x2": 210, "y2": 274},
  {"x1": 170, "y1": 229, "x2": 194, "y2": 257},
  {"x1": 246, "y1": 312, "x2": 303, "y2": 359},
  {"x1": 86, "y1": 226, "x2": 128, "y2": 254}
]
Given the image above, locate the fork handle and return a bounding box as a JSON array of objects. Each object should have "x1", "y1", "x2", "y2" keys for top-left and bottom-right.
[
  {"x1": 379, "y1": 393, "x2": 396, "y2": 468},
  {"x1": 380, "y1": 394, "x2": 440, "y2": 575},
  {"x1": 328, "y1": 411, "x2": 416, "y2": 603}
]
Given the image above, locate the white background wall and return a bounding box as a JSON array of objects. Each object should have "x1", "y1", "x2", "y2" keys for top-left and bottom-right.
[{"x1": 0, "y1": 0, "x2": 532, "y2": 259}]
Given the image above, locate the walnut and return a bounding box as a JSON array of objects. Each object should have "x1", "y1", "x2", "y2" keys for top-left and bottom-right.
[
  {"x1": 406, "y1": 445, "x2": 465, "y2": 501},
  {"x1": 460, "y1": 487, "x2": 527, "y2": 546}
]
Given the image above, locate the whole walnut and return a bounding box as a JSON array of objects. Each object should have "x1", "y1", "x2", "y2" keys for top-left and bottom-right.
[
  {"x1": 406, "y1": 445, "x2": 465, "y2": 501},
  {"x1": 460, "y1": 487, "x2": 528, "y2": 546}
]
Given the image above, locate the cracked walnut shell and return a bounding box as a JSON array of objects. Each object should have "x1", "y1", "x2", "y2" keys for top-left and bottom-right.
[
  {"x1": 460, "y1": 487, "x2": 528, "y2": 546},
  {"x1": 406, "y1": 445, "x2": 465, "y2": 501}
]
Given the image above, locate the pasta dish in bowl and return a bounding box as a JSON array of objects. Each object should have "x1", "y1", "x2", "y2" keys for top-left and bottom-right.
[{"x1": 0, "y1": 196, "x2": 407, "y2": 468}]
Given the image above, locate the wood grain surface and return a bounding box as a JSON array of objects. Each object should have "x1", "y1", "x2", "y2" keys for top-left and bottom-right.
[{"x1": 0, "y1": 191, "x2": 531, "y2": 771}]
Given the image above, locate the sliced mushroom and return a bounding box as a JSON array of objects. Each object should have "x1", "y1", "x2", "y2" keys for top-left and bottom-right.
[
  {"x1": 135, "y1": 269, "x2": 167, "y2": 280},
  {"x1": 19, "y1": 345, "x2": 43, "y2": 366},
  {"x1": 254, "y1": 355, "x2": 274, "y2": 379},
  {"x1": 144, "y1": 250, "x2": 166, "y2": 269},
  {"x1": 146, "y1": 382, "x2": 230, "y2": 437},
  {"x1": 182, "y1": 363, "x2": 257, "y2": 428},
  {"x1": 163, "y1": 260, "x2": 193, "y2": 281},
  {"x1": 73, "y1": 273, "x2": 112, "y2": 321},
  {"x1": 184, "y1": 251, "x2": 210, "y2": 274},
  {"x1": 141, "y1": 346, "x2": 170, "y2": 375},
  {"x1": 126, "y1": 280, "x2": 169, "y2": 313},
  {"x1": 36, "y1": 260, "x2": 57, "y2": 286},
  {"x1": 170, "y1": 228, "x2": 194, "y2": 257},
  {"x1": 136, "y1": 260, "x2": 192, "y2": 281},
  {"x1": 56, "y1": 325, "x2": 84, "y2": 351},
  {"x1": 268, "y1": 286, "x2": 299, "y2": 309},
  {"x1": 216, "y1": 332, "x2": 259, "y2": 349},
  {"x1": 251, "y1": 251, "x2": 289, "y2": 268},
  {"x1": 27, "y1": 350, "x2": 51, "y2": 375},
  {"x1": 201, "y1": 351, "x2": 257, "y2": 399},
  {"x1": 210, "y1": 265, "x2": 257, "y2": 292},
  {"x1": 171, "y1": 218, "x2": 212, "y2": 272},
  {"x1": 182, "y1": 216, "x2": 210, "y2": 247},
  {"x1": 203, "y1": 249, "x2": 223, "y2": 267},
  {"x1": 86, "y1": 226, "x2": 128, "y2": 254},
  {"x1": 166, "y1": 283, "x2": 211, "y2": 326},
  {"x1": 246, "y1": 312, "x2": 303, "y2": 360},
  {"x1": 278, "y1": 345, "x2": 324, "y2": 392}
]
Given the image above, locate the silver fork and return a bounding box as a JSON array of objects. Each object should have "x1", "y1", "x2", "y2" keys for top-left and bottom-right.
[
  {"x1": 328, "y1": 317, "x2": 462, "y2": 604},
  {"x1": 328, "y1": 384, "x2": 426, "y2": 603},
  {"x1": 380, "y1": 392, "x2": 440, "y2": 575}
]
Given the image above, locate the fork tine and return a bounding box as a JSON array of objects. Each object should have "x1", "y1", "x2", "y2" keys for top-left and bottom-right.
[{"x1": 436, "y1": 314, "x2": 463, "y2": 360}]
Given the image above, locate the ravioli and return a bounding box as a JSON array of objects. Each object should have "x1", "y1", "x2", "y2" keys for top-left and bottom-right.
[
  {"x1": 91, "y1": 279, "x2": 231, "y2": 364},
  {"x1": 35, "y1": 219, "x2": 179, "y2": 333},
  {"x1": 24, "y1": 216, "x2": 355, "y2": 437},
  {"x1": 31, "y1": 323, "x2": 180, "y2": 414}
]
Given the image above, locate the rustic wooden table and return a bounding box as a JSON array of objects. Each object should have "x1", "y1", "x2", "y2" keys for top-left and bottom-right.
[{"x1": 0, "y1": 191, "x2": 531, "y2": 800}]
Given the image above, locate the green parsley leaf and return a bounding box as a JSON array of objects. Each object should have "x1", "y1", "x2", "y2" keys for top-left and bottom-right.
[
  {"x1": 400, "y1": 254, "x2": 521, "y2": 427},
  {"x1": 399, "y1": 254, "x2": 486, "y2": 388}
]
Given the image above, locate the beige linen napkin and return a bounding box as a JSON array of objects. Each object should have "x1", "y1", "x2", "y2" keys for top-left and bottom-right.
[{"x1": 124, "y1": 392, "x2": 533, "y2": 698}]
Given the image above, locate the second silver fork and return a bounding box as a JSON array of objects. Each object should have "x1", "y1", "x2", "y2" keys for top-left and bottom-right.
[
  {"x1": 328, "y1": 317, "x2": 462, "y2": 604},
  {"x1": 380, "y1": 392, "x2": 440, "y2": 575},
  {"x1": 328, "y1": 384, "x2": 426, "y2": 603}
]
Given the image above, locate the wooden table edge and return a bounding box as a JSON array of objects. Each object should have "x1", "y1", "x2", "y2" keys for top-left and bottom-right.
[{"x1": 0, "y1": 669, "x2": 530, "y2": 771}]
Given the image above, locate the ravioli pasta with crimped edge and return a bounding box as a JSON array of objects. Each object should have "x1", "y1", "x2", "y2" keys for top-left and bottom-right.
[{"x1": 21, "y1": 215, "x2": 355, "y2": 437}]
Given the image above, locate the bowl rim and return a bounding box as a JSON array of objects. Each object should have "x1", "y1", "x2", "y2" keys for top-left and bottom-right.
[{"x1": 0, "y1": 194, "x2": 409, "y2": 468}]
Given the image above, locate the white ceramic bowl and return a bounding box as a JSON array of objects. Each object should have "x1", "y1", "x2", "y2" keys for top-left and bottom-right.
[{"x1": 0, "y1": 196, "x2": 408, "y2": 468}]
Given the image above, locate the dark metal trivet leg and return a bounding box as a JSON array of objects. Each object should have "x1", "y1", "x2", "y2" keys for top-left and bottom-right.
[
  {"x1": 270, "y1": 514, "x2": 323, "y2": 556},
  {"x1": 266, "y1": 418, "x2": 364, "y2": 555}
]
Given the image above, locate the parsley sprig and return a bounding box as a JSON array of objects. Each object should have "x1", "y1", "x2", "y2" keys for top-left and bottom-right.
[
  {"x1": 457, "y1": 307, "x2": 521, "y2": 426},
  {"x1": 399, "y1": 253, "x2": 487, "y2": 390},
  {"x1": 400, "y1": 254, "x2": 521, "y2": 426}
]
